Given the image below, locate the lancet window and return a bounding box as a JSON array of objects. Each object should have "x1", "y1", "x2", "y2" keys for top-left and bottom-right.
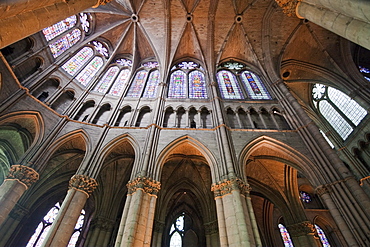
[
  {"x1": 312, "y1": 84, "x2": 367, "y2": 140},
  {"x1": 42, "y1": 13, "x2": 92, "y2": 58},
  {"x1": 278, "y1": 224, "x2": 294, "y2": 247},
  {"x1": 169, "y1": 213, "x2": 185, "y2": 247},
  {"x1": 26, "y1": 202, "x2": 85, "y2": 247},
  {"x1": 217, "y1": 61, "x2": 271, "y2": 100},
  {"x1": 168, "y1": 61, "x2": 207, "y2": 99},
  {"x1": 61, "y1": 41, "x2": 109, "y2": 87},
  {"x1": 126, "y1": 61, "x2": 160, "y2": 98},
  {"x1": 92, "y1": 58, "x2": 133, "y2": 96},
  {"x1": 315, "y1": 225, "x2": 331, "y2": 247}
]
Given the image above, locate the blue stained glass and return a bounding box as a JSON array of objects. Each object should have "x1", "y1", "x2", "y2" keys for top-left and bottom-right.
[
  {"x1": 168, "y1": 70, "x2": 186, "y2": 98},
  {"x1": 142, "y1": 61, "x2": 159, "y2": 68},
  {"x1": 94, "y1": 66, "x2": 120, "y2": 93},
  {"x1": 76, "y1": 56, "x2": 104, "y2": 86},
  {"x1": 217, "y1": 70, "x2": 243, "y2": 99},
  {"x1": 62, "y1": 47, "x2": 94, "y2": 76},
  {"x1": 315, "y1": 225, "x2": 331, "y2": 247},
  {"x1": 42, "y1": 16, "x2": 77, "y2": 41},
  {"x1": 278, "y1": 224, "x2": 294, "y2": 247},
  {"x1": 359, "y1": 66, "x2": 370, "y2": 73},
  {"x1": 143, "y1": 70, "x2": 160, "y2": 98},
  {"x1": 241, "y1": 71, "x2": 271, "y2": 99},
  {"x1": 189, "y1": 70, "x2": 207, "y2": 98},
  {"x1": 299, "y1": 191, "x2": 312, "y2": 203},
  {"x1": 109, "y1": 69, "x2": 130, "y2": 96},
  {"x1": 49, "y1": 29, "x2": 81, "y2": 58},
  {"x1": 126, "y1": 70, "x2": 148, "y2": 97}
]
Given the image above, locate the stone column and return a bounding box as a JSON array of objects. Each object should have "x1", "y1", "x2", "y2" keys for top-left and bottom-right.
[
  {"x1": 242, "y1": 184, "x2": 262, "y2": 247},
  {"x1": 258, "y1": 111, "x2": 267, "y2": 129},
  {"x1": 85, "y1": 217, "x2": 115, "y2": 247},
  {"x1": 41, "y1": 174, "x2": 98, "y2": 247},
  {"x1": 270, "y1": 110, "x2": 281, "y2": 130},
  {"x1": 246, "y1": 110, "x2": 255, "y2": 128},
  {"x1": 0, "y1": 203, "x2": 29, "y2": 246},
  {"x1": 212, "y1": 178, "x2": 257, "y2": 247},
  {"x1": 115, "y1": 176, "x2": 160, "y2": 247},
  {"x1": 286, "y1": 221, "x2": 321, "y2": 247},
  {"x1": 0, "y1": 0, "x2": 112, "y2": 49},
  {"x1": 0, "y1": 165, "x2": 38, "y2": 226},
  {"x1": 204, "y1": 221, "x2": 220, "y2": 247},
  {"x1": 151, "y1": 220, "x2": 165, "y2": 247},
  {"x1": 296, "y1": 2, "x2": 370, "y2": 50}
]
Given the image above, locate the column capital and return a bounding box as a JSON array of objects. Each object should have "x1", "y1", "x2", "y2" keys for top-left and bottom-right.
[
  {"x1": 92, "y1": 0, "x2": 112, "y2": 8},
  {"x1": 6, "y1": 165, "x2": 39, "y2": 188},
  {"x1": 91, "y1": 216, "x2": 115, "y2": 231},
  {"x1": 204, "y1": 220, "x2": 219, "y2": 235},
  {"x1": 68, "y1": 174, "x2": 98, "y2": 197},
  {"x1": 153, "y1": 220, "x2": 165, "y2": 233},
  {"x1": 274, "y1": 0, "x2": 298, "y2": 17},
  {"x1": 286, "y1": 221, "x2": 316, "y2": 237},
  {"x1": 211, "y1": 178, "x2": 251, "y2": 198},
  {"x1": 9, "y1": 203, "x2": 29, "y2": 221},
  {"x1": 315, "y1": 185, "x2": 332, "y2": 196},
  {"x1": 127, "y1": 176, "x2": 161, "y2": 196}
]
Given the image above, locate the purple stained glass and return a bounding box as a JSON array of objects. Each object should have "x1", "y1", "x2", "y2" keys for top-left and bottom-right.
[
  {"x1": 278, "y1": 224, "x2": 294, "y2": 247},
  {"x1": 109, "y1": 69, "x2": 131, "y2": 96},
  {"x1": 315, "y1": 225, "x2": 331, "y2": 247},
  {"x1": 92, "y1": 41, "x2": 109, "y2": 58},
  {"x1": 117, "y1": 58, "x2": 133, "y2": 67},
  {"x1": 76, "y1": 56, "x2": 104, "y2": 86},
  {"x1": 49, "y1": 29, "x2": 81, "y2": 58},
  {"x1": 79, "y1": 13, "x2": 90, "y2": 33},
  {"x1": 142, "y1": 61, "x2": 159, "y2": 68},
  {"x1": 168, "y1": 70, "x2": 186, "y2": 98},
  {"x1": 42, "y1": 16, "x2": 77, "y2": 41},
  {"x1": 359, "y1": 66, "x2": 370, "y2": 73},
  {"x1": 241, "y1": 71, "x2": 271, "y2": 99},
  {"x1": 178, "y1": 61, "x2": 198, "y2": 70},
  {"x1": 126, "y1": 70, "x2": 148, "y2": 97},
  {"x1": 299, "y1": 191, "x2": 312, "y2": 203},
  {"x1": 62, "y1": 47, "x2": 94, "y2": 76},
  {"x1": 216, "y1": 70, "x2": 243, "y2": 99},
  {"x1": 189, "y1": 70, "x2": 207, "y2": 98},
  {"x1": 143, "y1": 70, "x2": 160, "y2": 98},
  {"x1": 94, "y1": 66, "x2": 120, "y2": 93}
]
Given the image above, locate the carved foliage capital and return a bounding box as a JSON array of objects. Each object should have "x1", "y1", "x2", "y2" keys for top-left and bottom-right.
[
  {"x1": 93, "y1": 0, "x2": 112, "y2": 8},
  {"x1": 211, "y1": 178, "x2": 251, "y2": 197},
  {"x1": 91, "y1": 217, "x2": 115, "y2": 231},
  {"x1": 9, "y1": 203, "x2": 29, "y2": 220},
  {"x1": 69, "y1": 174, "x2": 98, "y2": 196},
  {"x1": 204, "y1": 221, "x2": 219, "y2": 235},
  {"x1": 6, "y1": 165, "x2": 39, "y2": 188},
  {"x1": 315, "y1": 185, "x2": 332, "y2": 196},
  {"x1": 274, "y1": 0, "x2": 298, "y2": 17},
  {"x1": 287, "y1": 221, "x2": 315, "y2": 237},
  {"x1": 127, "y1": 176, "x2": 161, "y2": 196}
]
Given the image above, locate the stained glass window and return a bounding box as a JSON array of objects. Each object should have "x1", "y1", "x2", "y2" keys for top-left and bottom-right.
[
  {"x1": 320, "y1": 130, "x2": 335, "y2": 148},
  {"x1": 240, "y1": 71, "x2": 271, "y2": 99},
  {"x1": 117, "y1": 58, "x2": 133, "y2": 67},
  {"x1": 62, "y1": 47, "x2": 94, "y2": 76},
  {"x1": 169, "y1": 214, "x2": 185, "y2": 247},
  {"x1": 299, "y1": 191, "x2": 312, "y2": 203},
  {"x1": 359, "y1": 66, "x2": 370, "y2": 82},
  {"x1": 313, "y1": 84, "x2": 367, "y2": 140},
  {"x1": 109, "y1": 69, "x2": 131, "y2": 96},
  {"x1": 126, "y1": 70, "x2": 148, "y2": 97},
  {"x1": 76, "y1": 56, "x2": 104, "y2": 86},
  {"x1": 94, "y1": 66, "x2": 120, "y2": 93},
  {"x1": 168, "y1": 70, "x2": 186, "y2": 98},
  {"x1": 315, "y1": 225, "x2": 331, "y2": 247},
  {"x1": 143, "y1": 70, "x2": 160, "y2": 98},
  {"x1": 79, "y1": 13, "x2": 91, "y2": 33},
  {"x1": 142, "y1": 61, "x2": 159, "y2": 69},
  {"x1": 189, "y1": 70, "x2": 207, "y2": 98},
  {"x1": 278, "y1": 224, "x2": 294, "y2": 247},
  {"x1": 49, "y1": 29, "x2": 82, "y2": 58},
  {"x1": 26, "y1": 202, "x2": 85, "y2": 247},
  {"x1": 217, "y1": 70, "x2": 244, "y2": 99},
  {"x1": 178, "y1": 61, "x2": 198, "y2": 70},
  {"x1": 42, "y1": 16, "x2": 77, "y2": 41},
  {"x1": 92, "y1": 41, "x2": 109, "y2": 58}
]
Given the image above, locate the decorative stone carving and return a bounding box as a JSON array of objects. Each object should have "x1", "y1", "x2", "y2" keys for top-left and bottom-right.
[
  {"x1": 204, "y1": 221, "x2": 219, "y2": 235},
  {"x1": 274, "y1": 0, "x2": 298, "y2": 17},
  {"x1": 91, "y1": 216, "x2": 115, "y2": 231},
  {"x1": 211, "y1": 178, "x2": 251, "y2": 197},
  {"x1": 153, "y1": 220, "x2": 165, "y2": 233},
  {"x1": 127, "y1": 176, "x2": 161, "y2": 196},
  {"x1": 69, "y1": 174, "x2": 98, "y2": 196},
  {"x1": 6, "y1": 165, "x2": 39, "y2": 188},
  {"x1": 9, "y1": 203, "x2": 29, "y2": 220},
  {"x1": 286, "y1": 221, "x2": 316, "y2": 237},
  {"x1": 315, "y1": 185, "x2": 332, "y2": 196},
  {"x1": 93, "y1": 0, "x2": 112, "y2": 8}
]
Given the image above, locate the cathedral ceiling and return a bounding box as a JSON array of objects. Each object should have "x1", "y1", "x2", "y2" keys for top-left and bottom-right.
[{"x1": 66, "y1": 0, "x2": 347, "y2": 107}]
